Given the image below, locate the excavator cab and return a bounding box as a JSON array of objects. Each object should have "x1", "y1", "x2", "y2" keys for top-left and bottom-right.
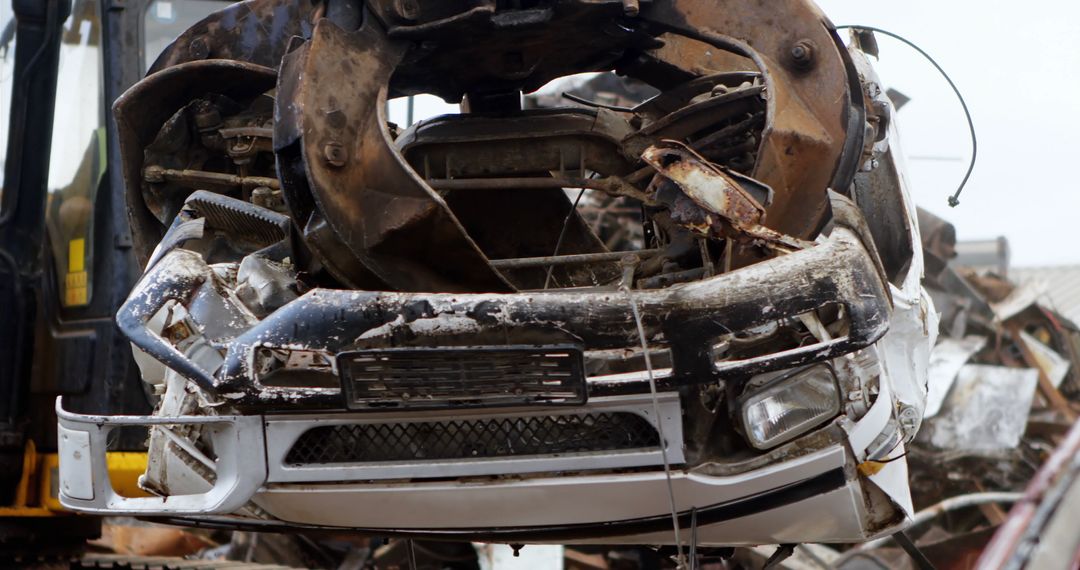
[{"x1": 0, "y1": 0, "x2": 230, "y2": 557}]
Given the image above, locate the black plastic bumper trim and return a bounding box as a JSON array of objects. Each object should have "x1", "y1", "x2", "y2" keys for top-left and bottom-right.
[{"x1": 149, "y1": 467, "x2": 849, "y2": 543}]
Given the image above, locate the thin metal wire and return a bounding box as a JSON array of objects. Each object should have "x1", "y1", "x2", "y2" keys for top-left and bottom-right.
[
  {"x1": 836, "y1": 25, "x2": 977, "y2": 208},
  {"x1": 407, "y1": 539, "x2": 418, "y2": 570},
  {"x1": 543, "y1": 187, "x2": 588, "y2": 289},
  {"x1": 624, "y1": 287, "x2": 685, "y2": 566},
  {"x1": 689, "y1": 506, "x2": 699, "y2": 570}
]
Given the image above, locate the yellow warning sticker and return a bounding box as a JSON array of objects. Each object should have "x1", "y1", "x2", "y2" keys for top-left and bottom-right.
[
  {"x1": 68, "y1": 238, "x2": 85, "y2": 273},
  {"x1": 65, "y1": 238, "x2": 88, "y2": 306}
]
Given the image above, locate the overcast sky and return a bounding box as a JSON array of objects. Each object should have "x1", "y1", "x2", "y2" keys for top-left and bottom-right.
[
  {"x1": 392, "y1": 1, "x2": 1080, "y2": 267},
  {"x1": 816, "y1": 0, "x2": 1080, "y2": 267}
]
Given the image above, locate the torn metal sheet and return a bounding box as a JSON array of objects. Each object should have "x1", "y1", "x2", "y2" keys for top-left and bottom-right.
[
  {"x1": 920, "y1": 365, "x2": 1038, "y2": 454},
  {"x1": 1019, "y1": 330, "x2": 1071, "y2": 389},
  {"x1": 992, "y1": 281, "x2": 1046, "y2": 322},
  {"x1": 925, "y1": 335, "x2": 987, "y2": 418},
  {"x1": 642, "y1": 144, "x2": 812, "y2": 252}
]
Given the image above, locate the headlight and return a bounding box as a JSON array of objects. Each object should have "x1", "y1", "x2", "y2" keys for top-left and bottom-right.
[{"x1": 740, "y1": 365, "x2": 841, "y2": 450}]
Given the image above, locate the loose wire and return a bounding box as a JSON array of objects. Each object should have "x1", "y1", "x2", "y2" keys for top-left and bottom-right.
[
  {"x1": 543, "y1": 187, "x2": 589, "y2": 289},
  {"x1": 836, "y1": 25, "x2": 977, "y2": 208},
  {"x1": 624, "y1": 288, "x2": 686, "y2": 566}
]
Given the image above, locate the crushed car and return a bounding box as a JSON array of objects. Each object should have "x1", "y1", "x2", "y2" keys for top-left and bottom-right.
[{"x1": 57, "y1": 0, "x2": 937, "y2": 547}]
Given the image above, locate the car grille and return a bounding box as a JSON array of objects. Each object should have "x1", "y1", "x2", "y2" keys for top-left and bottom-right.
[
  {"x1": 284, "y1": 412, "x2": 660, "y2": 465},
  {"x1": 338, "y1": 345, "x2": 586, "y2": 410}
]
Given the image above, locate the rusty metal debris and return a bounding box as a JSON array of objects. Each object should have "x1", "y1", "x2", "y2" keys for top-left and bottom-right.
[
  {"x1": 813, "y1": 210, "x2": 1080, "y2": 569},
  {"x1": 642, "y1": 142, "x2": 812, "y2": 252},
  {"x1": 117, "y1": 0, "x2": 864, "y2": 293}
]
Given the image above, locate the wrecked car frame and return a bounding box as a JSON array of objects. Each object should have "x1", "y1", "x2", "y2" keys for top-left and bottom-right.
[{"x1": 58, "y1": 0, "x2": 936, "y2": 547}]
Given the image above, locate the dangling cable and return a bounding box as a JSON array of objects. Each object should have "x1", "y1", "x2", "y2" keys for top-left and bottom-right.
[
  {"x1": 689, "y1": 507, "x2": 699, "y2": 570},
  {"x1": 623, "y1": 284, "x2": 686, "y2": 567},
  {"x1": 836, "y1": 25, "x2": 977, "y2": 208},
  {"x1": 543, "y1": 187, "x2": 588, "y2": 289},
  {"x1": 406, "y1": 539, "x2": 418, "y2": 570}
]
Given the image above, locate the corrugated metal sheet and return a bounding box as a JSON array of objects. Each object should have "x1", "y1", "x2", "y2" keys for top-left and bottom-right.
[{"x1": 1011, "y1": 265, "x2": 1080, "y2": 326}]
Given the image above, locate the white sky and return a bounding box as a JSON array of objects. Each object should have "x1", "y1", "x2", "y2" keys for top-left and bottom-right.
[
  {"x1": 392, "y1": 1, "x2": 1080, "y2": 267},
  {"x1": 817, "y1": 0, "x2": 1080, "y2": 267}
]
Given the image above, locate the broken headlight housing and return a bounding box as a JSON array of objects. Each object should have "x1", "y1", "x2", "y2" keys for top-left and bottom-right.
[{"x1": 739, "y1": 365, "x2": 841, "y2": 450}]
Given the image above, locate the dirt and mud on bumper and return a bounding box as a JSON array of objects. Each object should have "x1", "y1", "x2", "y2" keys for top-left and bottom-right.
[
  {"x1": 117, "y1": 204, "x2": 890, "y2": 412},
  {"x1": 56, "y1": 395, "x2": 905, "y2": 546},
  {"x1": 59, "y1": 199, "x2": 912, "y2": 545}
]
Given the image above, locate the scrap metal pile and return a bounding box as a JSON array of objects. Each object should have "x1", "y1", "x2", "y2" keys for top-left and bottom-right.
[
  {"x1": 825, "y1": 210, "x2": 1080, "y2": 569},
  {"x1": 914, "y1": 210, "x2": 1080, "y2": 505}
]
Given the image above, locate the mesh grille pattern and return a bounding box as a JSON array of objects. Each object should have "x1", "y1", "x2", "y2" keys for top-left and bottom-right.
[
  {"x1": 285, "y1": 412, "x2": 659, "y2": 465},
  {"x1": 339, "y1": 346, "x2": 586, "y2": 410}
]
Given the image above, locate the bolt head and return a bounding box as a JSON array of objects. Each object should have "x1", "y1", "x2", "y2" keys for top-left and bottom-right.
[
  {"x1": 323, "y1": 141, "x2": 347, "y2": 167},
  {"x1": 789, "y1": 39, "x2": 816, "y2": 70},
  {"x1": 188, "y1": 37, "x2": 209, "y2": 60}
]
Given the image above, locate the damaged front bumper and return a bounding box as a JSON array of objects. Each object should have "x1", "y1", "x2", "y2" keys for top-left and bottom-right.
[
  {"x1": 58, "y1": 369, "x2": 907, "y2": 546},
  {"x1": 116, "y1": 220, "x2": 890, "y2": 411},
  {"x1": 57, "y1": 365, "x2": 907, "y2": 546},
  {"x1": 59, "y1": 216, "x2": 919, "y2": 545}
]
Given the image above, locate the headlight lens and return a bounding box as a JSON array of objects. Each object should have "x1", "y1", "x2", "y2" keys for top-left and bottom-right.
[{"x1": 740, "y1": 365, "x2": 841, "y2": 450}]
